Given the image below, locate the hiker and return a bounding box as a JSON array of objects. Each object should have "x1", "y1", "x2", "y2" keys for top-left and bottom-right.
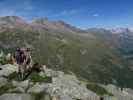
[{"x1": 14, "y1": 47, "x2": 32, "y2": 79}]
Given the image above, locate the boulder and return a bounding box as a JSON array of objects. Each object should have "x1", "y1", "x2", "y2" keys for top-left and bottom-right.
[{"x1": 0, "y1": 64, "x2": 18, "y2": 77}]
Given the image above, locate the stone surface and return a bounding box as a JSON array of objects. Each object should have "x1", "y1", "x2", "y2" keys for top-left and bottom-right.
[
  {"x1": 0, "y1": 64, "x2": 132, "y2": 100},
  {"x1": 43, "y1": 93, "x2": 51, "y2": 100},
  {"x1": 12, "y1": 80, "x2": 29, "y2": 89},
  {"x1": 0, "y1": 77, "x2": 8, "y2": 86},
  {"x1": 9, "y1": 87, "x2": 25, "y2": 93},
  {"x1": 28, "y1": 69, "x2": 100, "y2": 100},
  {"x1": 43, "y1": 67, "x2": 64, "y2": 77},
  {"x1": 0, "y1": 93, "x2": 33, "y2": 100},
  {"x1": 104, "y1": 84, "x2": 133, "y2": 100},
  {"x1": 0, "y1": 64, "x2": 18, "y2": 76},
  {"x1": 28, "y1": 83, "x2": 51, "y2": 93},
  {"x1": 49, "y1": 74, "x2": 98, "y2": 100}
]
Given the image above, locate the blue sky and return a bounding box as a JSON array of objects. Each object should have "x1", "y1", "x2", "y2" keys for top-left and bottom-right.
[{"x1": 0, "y1": 0, "x2": 133, "y2": 29}]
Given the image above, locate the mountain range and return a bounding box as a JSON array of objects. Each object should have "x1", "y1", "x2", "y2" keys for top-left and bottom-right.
[
  {"x1": 87, "y1": 27, "x2": 133, "y2": 67},
  {"x1": 0, "y1": 16, "x2": 133, "y2": 88}
]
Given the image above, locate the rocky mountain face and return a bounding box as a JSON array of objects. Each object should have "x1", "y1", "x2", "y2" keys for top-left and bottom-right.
[
  {"x1": 0, "y1": 64, "x2": 133, "y2": 100},
  {"x1": 0, "y1": 16, "x2": 28, "y2": 30},
  {"x1": 0, "y1": 16, "x2": 133, "y2": 90},
  {"x1": 32, "y1": 17, "x2": 83, "y2": 33}
]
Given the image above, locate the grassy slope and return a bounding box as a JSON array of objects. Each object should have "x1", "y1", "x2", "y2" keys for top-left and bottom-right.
[{"x1": 0, "y1": 28, "x2": 133, "y2": 88}]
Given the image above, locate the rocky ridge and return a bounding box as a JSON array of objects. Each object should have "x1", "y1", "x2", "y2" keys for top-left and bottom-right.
[{"x1": 0, "y1": 64, "x2": 132, "y2": 100}]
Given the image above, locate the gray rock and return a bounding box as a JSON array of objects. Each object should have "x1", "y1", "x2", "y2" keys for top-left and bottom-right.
[
  {"x1": 59, "y1": 95, "x2": 73, "y2": 100},
  {"x1": 49, "y1": 74, "x2": 98, "y2": 100},
  {"x1": 43, "y1": 67, "x2": 64, "y2": 78},
  {"x1": 0, "y1": 93, "x2": 33, "y2": 100},
  {"x1": 43, "y1": 93, "x2": 51, "y2": 100},
  {"x1": 56, "y1": 71, "x2": 64, "y2": 77},
  {"x1": 9, "y1": 87, "x2": 25, "y2": 93},
  {"x1": 0, "y1": 64, "x2": 18, "y2": 77},
  {"x1": 104, "y1": 84, "x2": 133, "y2": 100},
  {"x1": 44, "y1": 68, "x2": 55, "y2": 77},
  {"x1": 28, "y1": 69, "x2": 99, "y2": 100},
  {"x1": 28, "y1": 83, "x2": 51, "y2": 93},
  {"x1": 0, "y1": 77, "x2": 8, "y2": 86},
  {"x1": 103, "y1": 96, "x2": 117, "y2": 100},
  {"x1": 0, "y1": 64, "x2": 132, "y2": 100},
  {"x1": 12, "y1": 80, "x2": 29, "y2": 89}
]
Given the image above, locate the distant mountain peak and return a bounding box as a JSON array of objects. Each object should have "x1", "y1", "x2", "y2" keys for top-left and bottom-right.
[
  {"x1": 0, "y1": 16, "x2": 26, "y2": 23},
  {"x1": 87, "y1": 27, "x2": 133, "y2": 34},
  {"x1": 32, "y1": 18, "x2": 78, "y2": 33},
  {"x1": 0, "y1": 16, "x2": 27, "y2": 28},
  {"x1": 108, "y1": 27, "x2": 130, "y2": 34}
]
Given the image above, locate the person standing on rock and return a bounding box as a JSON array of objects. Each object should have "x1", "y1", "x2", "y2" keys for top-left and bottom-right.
[{"x1": 14, "y1": 47, "x2": 32, "y2": 80}]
